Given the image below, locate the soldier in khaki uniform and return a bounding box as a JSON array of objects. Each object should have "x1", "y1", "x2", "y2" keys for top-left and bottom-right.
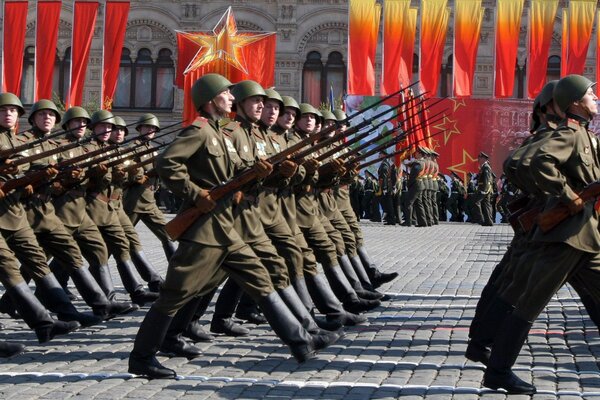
[
  {"x1": 128, "y1": 74, "x2": 340, "y2": 379},
  {"x1": 123, "y1": 113, "x2": 177, "y2": 261},
  {"x1": 0, "y1": 92, "x2": 79, "y2": 345},
  {"x1": 474, "y1": 152, "x2": 494, "y2": 226},
  {"x1": 482, "y1": 75, "x2": 600, "y2": 394}
]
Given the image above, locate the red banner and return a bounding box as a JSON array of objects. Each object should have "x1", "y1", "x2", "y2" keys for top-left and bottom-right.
[
  {"x1": 102, "y1": 1, "x2": 130, "y2": 110},
  {"x1": 494, "y1": 0, "x2": 524, "y2": 98},
  {"x1": 453, "y1": 0, "x2": 484, "y2": 97},
  {"x1": 381, "y1": 0, "x2": 411, "y2": 96},
  {"x1": 35, "y1": 0, "x2": 62, "y2": 101},
  {"x1": 526, "y1": 0, "x2": 558, "y2": 99},
  {"x1": 67, "y1": 1, "x2": 99, "y2": 107},
  {"x1": 565, "y1": 0, "x2": 595, "y2": 75},
  {"x1": 347, "y1": 0, "x2": 380, "y2": 95},
  {"x1": 419, "y1": 0, "x2": 450, "y2": 96},
  {"x1": 1, "y1": 1, "x2": 28, "y2": 94}
]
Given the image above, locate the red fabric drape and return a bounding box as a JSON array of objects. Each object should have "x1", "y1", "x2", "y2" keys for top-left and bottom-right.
[
  {"x1": 67, "y1": 1, "x2": 99, "y2": 107},
  {"x1": 1, "y1": 1, "x2": 28, "y2": 94},
  {"x1": 561, "y1": 8, "x2": 568, "y2": 77},
  {"x1": 597, "y1": 11, "x2": 600, "y2": 86},
  {"x1": 102, "y1": 1, "x2": 130, "y2": 110},
  {"x1": 347, "y1": 0, "x2": 380, "y2": 95},
  {"x1": 419, "y1": 0, "x2": 450, "y2": 96},
  {"x1": 453, "y1": 0, "x2": 484, "y2": 97},
  {"x1": 494, "y1": 0, "x2": 524, "y2": 98},
  {"x1": 526, "y1": 0, "x2": 558, "y2": 98},
  {"x1": 565, "y1": 0, "x2": 595, "y2": 75},
  {"x1": 381, "y1": 0, "x2": 410, "y2": 96},
  {"x1": 405, "y1": 90, "x2": 425, "y2": 153},
  {"x1": 177, "y1": 33, "x2": 276, "y2": 125},
  {"x1": 35, "y1": 0, "x2": 62, "y2": 101}
]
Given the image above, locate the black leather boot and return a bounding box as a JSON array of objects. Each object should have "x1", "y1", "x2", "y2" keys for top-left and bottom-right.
[
  {"x1": 162, "y1": 240, "x2": 177, "y2": 261},
  {"x1": 258, "y1": 291, "x2": 341, "y2": 363},
  {"x1": 338, "y1": 255, "x2": 383, "y2": 300},
  {"x1": 324, "y1": 265, "x2": 381, "y2": 313},
  {"x1": 34, "y1": 273, "x2": 102, "y2": 327},
  {"x1": 115, "y1": 259, "x2": 159, "y2": 306},
  {"x1": 305, "y1": 273, "x2": 366, "y2": 327},
  {"x1": 8, "y1": 282, "x2": 80, "y2": 343},
  {"x1": 130, "y1": 250, "x2": 164, "y2": 293},
  {"x1": 129, "y1": 307, "x2": 176, "y2": 379},
  {"x1": 483, "y1": 314, "x2": 536, "y2": 394},
  {"x1": 49, "y1": 259, "x2": 77, "y2": 300},
  {"x1": 70, "y1": 267, "x2": 138, "y2": 319},
  {"x1": 0, "y1": 342, "x2": 25, "y2": 357},
  {"x1": 183, "y1": 291, "x2": 216, "y2": 342},
  {"x1": 357, "y1": 246, "x2": 398, "y2": 288},
  {"x1": 277, "y1": 285, "x2": 340, "y2": 336},
  {"x1": 466, "y1": 297, "x2": 514, "y2": 365},
  {"x1": 159, "y1": 297, "x2": 202, "y2": 359},
  {"x1": 291, "y1": 277, "x2": 314, "y2": 311},
  {"x1": 235, "y1": 293, "x2": 266, "y2": 324},
  {"x1": 89, "y1": 264, "x2": 117, "y2": 301},
  {"x1": 211, "y1": 279, "x2": 248, "y2": 336}
]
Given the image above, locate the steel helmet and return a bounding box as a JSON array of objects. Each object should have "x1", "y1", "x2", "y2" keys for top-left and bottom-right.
[
  {"x1": 28, "y1": 99, "x2": 61, "y2": 125},
  {"x1": 61, "y1": 106, "x2": 90, "y2": 130},
  {"x1": 0, "y1": 93, "x2": 25, "y2": 116},
  {"x1": 191, "y1": 73, "x2": 233, "y2": 109}
]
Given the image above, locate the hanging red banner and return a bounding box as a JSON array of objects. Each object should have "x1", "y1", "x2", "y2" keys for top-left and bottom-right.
[
  {"x1": 494, "y1": 0, "x2": 524, "y2": 98},
  {"x1": 67, "y1": 1, "x2": 99, "y2": 107},
  {"x1": 565, "y1": 0, "x2": 595, "y2": 75},
  {"x1": 381, "y1": 0, "x2": 410, "y2": 96},
  {"x1": 102, "y1": 1, "x2": 130, "y2": 110},
  {"x1": 35, "y1": 0, "x2": 62, "y2": 101},
  {"x1": 1, "y1": 1, "x2": 28, "y2": 95},
  {"x1": 419, "y1": 0, "x2": 450, "y2": 96},
  {"x1": 526, "y1": 0, "x2": 558, "y2": 99},
  {"x1": 348, "y1": 0, "x2": 380, "y2": 95},
  {"x1": 453, "y1": 0, "x2": 484, "y2": 97}
]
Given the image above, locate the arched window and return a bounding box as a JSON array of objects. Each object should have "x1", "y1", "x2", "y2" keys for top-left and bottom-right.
[
  {"x1": 547, "y1": 55, "x2": 561, "y2": 82},
  {"x1": 53, "y1": 47, "x2": 71, "y2": 102},
  {"x1": 325, "y1": 51, "x2": 346, "y2": 106},
  {"x1": 513, "y1": 59, "x2": 525, "y2": 98},
  {"x1": 113, "y1": 47, "x2": 174, "y2": 110},
  {"x1": 440, "y1": 54, "x2": 452, "y2": 97},
  {"x1": 302, "y1": 51, "x2": 323, "y2": 105},
  {"x1": 21, "y1": 46, "x2": 35, "y2": 104}
]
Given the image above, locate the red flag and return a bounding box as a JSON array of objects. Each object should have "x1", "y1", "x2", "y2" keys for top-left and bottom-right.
[
  {"x1": 1, "y1": 1, "x2": 28, "y2": 95},
  {"x1": 406, "y1": 90, "x2": 425, "y2": 154},
  {"x1": 67, "y1": 1, "x2": 99, "y2": 107},
  {"x1": 102, "y1": 1, "x2": 130, "y2": 110},
  {"x1": 35, "y1": 0, "x2": 62, "y2": 101}
]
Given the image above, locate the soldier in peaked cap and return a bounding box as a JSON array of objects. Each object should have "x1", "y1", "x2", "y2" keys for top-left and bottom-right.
[
  {"x1": 129, "y1": 74, "x2": 341, "y2": 380},
  {"x1": 473, "y1": 151, "x2": 494, "y2": 226}
]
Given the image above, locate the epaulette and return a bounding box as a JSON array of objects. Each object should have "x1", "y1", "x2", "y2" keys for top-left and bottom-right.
[
  {"x1": 192, "y1": 116, "x2": 209, "y2": 129},
  {"x1": 221, "y1": 120, "x2": 240, "y2": 133},
  {"x1": 566, "y1": 118, "x2": 580, "y2": 130},
  {"x1": 15, "y1": 132, "x2": 31, "y2": 143}
]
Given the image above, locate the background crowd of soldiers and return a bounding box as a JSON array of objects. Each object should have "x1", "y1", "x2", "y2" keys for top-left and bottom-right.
[{"x1": 349, "y1": 150, "x2": 517, "y2": 226}]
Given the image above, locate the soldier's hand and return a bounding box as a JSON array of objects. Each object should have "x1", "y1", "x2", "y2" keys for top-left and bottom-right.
[
  {"x1": 1, "y1": 159, "x2": 18, "y2": 176},
  {"x1": 0, "y1": 187, "x2": 5, "y2": 200},
  {"x1": 51, "y1": 181, "x2": 65, "y2": 196},
  {"x1": 92, "y1": 164, "x2": 109, "y2": 177},
  {"x1": 23, "y1": 184, "x2": 34, "y2": 197},
  {"x1": 279, "y1": 159, "x2": 298, "y2": 178},
  {"x1": 113, "y1": 167, "x2": 127, "y2": 181},
  {"x1": 304, "y1": 158, "x2": 320, "y2": 174},
  {"x1": 568, "y1": 195, "x2": 585, "y2": 215},
  {"x1": 332, "y1": 158, "x2": 347, "y2": 175},
  {"x1": 45, "y1": 167, "x2": 59, "y2": 180},
  {"x1": 69, "y1": 168, "x2": 83, "y2": 181},
  {"x1": 232, "y1": 191, "x2": 244, "y2": 205},
  {"x1": 136, "y1": 174, "x2": 148, "y2": 185},
  {"x1": 253, "y1": 159, "x2": 273, "y2": 179},
  {"x1": 195, "y1": 188, "x2": 216, "y2": 213}
]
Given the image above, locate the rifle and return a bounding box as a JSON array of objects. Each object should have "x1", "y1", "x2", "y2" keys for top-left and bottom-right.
[
  {"x1": 536, "y1": 181, "x2": 600, "y2": 233},
  {"x1": 165, "y1": 85, "x2": 422, "y2": 240}
]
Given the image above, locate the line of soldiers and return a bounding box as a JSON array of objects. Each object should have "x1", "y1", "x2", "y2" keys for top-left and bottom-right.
[
  {"x1": 466, "y1": 74, "x2": 600, "y2": 394},
  {"x1": 125, "y1": 74, "x2": 401, "y2": 378},
  {"x1": 0, "y1": 93, "x2": 184, "y2": 356}
]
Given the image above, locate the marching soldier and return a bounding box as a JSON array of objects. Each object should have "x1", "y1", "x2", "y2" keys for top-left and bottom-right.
[
  {"x1": 447, "y1": 172, "x2": 466, "y2": 222},
  {"x1": 362, "y1": 171, "x2": 376, "y2": 220},
  {"x1": 474, "y1": 152, "x2": 494, "y2": 226},
  {"x1": 404, "y1": 147, "x2": 426, "y2": 226}
]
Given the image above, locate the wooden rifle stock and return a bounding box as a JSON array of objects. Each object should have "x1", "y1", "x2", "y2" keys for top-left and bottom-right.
[
  {"x1": 515, "y1": 206, "x2": 542, "y2": 233},
  {"x1": 0, "y1": 169, "x2": 51, "y2": 193},
  {"x1": 536, "y1": 182, "x2": 600, "y2": 233}
]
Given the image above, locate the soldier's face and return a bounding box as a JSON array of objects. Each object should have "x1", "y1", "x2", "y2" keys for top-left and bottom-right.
[
  {"x1": 93, "y1": 123, "x2": 114, "y2": 142},
  {"x1": 323, "y1": 120, "x2": 335, "y2": 137},
  {"x1": 277, "y1": 107, "x2": 296, "y2": 130},
  {"x1": 261, "y1": 100, "x2": 280, "y2": 127},
  {"x1": 67, "y1": 117, "x2": 88, "y2": 139},
  {"x1": 111, "y1": 128, "x2": 125, "y2": 143},
  {"x1": 0, "y1": 106, "x2": 19, "y2": 129},
  {"x1": 239, "y1": 96, "x2": 264, "y2": 122},
  {"x1": 211, "y1": 89, "x2": 234, "y2": 115},
  {"x1": 138, "y1": 125, "x2": 156, "y2": 140},
  {"x1": 33, "y1": 110, "x2": 56, "y2": 133},
  {"x1": 296, "y1": 113, "x2": 316, "y2": 133},
  {"x1": 578, "y1": 87, "x2": 598, "y2": 117}
]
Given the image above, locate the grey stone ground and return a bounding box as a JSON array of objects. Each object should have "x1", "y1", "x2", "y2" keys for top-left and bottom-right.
[{"x1": 0, "y1": 219, "x2": 599, "y2": 399}]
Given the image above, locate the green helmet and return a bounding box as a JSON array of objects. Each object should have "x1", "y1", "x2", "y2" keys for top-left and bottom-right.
[
  {"x1": 61, "y1": 106, "x2": 90, "y2": 130},
  {"x1": 0, "y1": 93, "x2": 25, "y2": 116},
  {"x1": 264, "y1": 88, "x2": 283, "y2": 108},
  {"x1": 90, "y1": 109, "x2": 116, "y2": 128},
  {"x1": 298, "y1": 103, "x2": 319, "y2": 118},
  {"x1": 191, "y1": 73, "x2": 233, "y2": 109},
  {"x1": 113, "y1": 116, "x2": 129, "y2": 136},
  {"x1": 534, "y1": 80, "x2": 559, "y2": 111},
  {"x1": 136, "y1": 113, "x2": 160, "y2": 132},
  {"x1": 332, "y1": 109, "x2": 347, "y2": 122},
  {"x1": 281, "y1": 96, "x2": 300, "y2": 115},
  {"x1": 231, "y1": 80, "x2": 266, "y2": 104},
  {"x1": 320, "y1": 110, "x2": 336, "y2": 122},
  {"x1": 28, "y1": 99, "x2": 61, "y2": 125},
  {"x1": 554, "y1": 74, "x2": 596, "y2": 113}
]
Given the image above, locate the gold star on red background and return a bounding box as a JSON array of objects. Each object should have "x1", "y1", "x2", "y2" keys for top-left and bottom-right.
[{"x1": 447, "y1": 149, "x2": 479, "y2": 182}]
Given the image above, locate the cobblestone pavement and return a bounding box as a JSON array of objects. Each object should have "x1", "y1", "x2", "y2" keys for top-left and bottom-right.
[{"x1": 1, "y1": 219, "x2": 599, "y2": 399}]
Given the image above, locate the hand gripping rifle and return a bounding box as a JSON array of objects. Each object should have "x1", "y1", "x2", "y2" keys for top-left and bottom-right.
[{"x1": 535, "y1": 182, "x2": 600, "y2": 233}]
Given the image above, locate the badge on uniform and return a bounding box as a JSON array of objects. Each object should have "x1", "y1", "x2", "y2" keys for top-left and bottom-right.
[
  {"x1": 212, "y1": 138, "x2": 218, "y2": 147},
  {"x1": 256, "y1": 141, "x2": 267, "y2": 157},
  {"x1": 243, "y1": 145, "x2": 249, "y2": 153},
  {"x1": 585, "y1": 146, "x2": 590, "y2": 154},
  {"x1": 224, "y1": 138, "x2": 237, "y2": 153}
]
